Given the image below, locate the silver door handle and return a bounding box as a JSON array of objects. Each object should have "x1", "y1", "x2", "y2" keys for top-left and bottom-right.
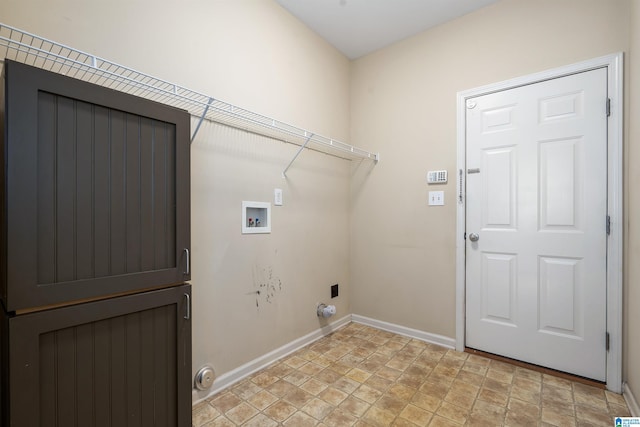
[
  {"x1": 184, "y1": 248, "x2": 190, "y2": 275},
  {"x1": 469, "y1": 233, "x2": 479, "y2": 242},
  {"x1": 184, "y1": 293, "x2": 191, "y2": 320}
]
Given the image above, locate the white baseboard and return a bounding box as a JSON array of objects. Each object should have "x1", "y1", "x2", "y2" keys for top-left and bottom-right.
[
  {"x1": 192, "y1": 314, "x2": 351, "y2": 405},
  {"x1": 624, "y1": 382, "x2": 640, "y2": 417},
  {"x1": 351, "y1": 314, "x2": 456, "y2": 349}
]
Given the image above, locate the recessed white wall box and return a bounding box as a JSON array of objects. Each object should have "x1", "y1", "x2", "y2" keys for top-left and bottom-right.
[
  {"x1": 242, "y1": 201, "x2": 271, "y2": 234},
  {"x1": 429, "y1": 191, "x2": 445, "y2": 206},
  {"x1": 427, "y1": 170, "x2": 448, "y2": 184}
]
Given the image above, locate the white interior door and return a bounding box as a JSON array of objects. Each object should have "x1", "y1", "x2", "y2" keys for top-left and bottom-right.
[{"x1": 465, "y1": 68, "x2": 608, "y2": 381}]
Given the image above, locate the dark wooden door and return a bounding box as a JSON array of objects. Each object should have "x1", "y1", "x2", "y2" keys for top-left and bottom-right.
[
  {"x1": 1, "y1": 60, "x2": 191, "y2": 312},
  {"x1": 2, "y1": 284, "x2": 192, "y2": 427}
]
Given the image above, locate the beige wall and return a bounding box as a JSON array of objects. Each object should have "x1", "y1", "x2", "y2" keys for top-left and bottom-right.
[
  {"x1": 0, "y1": 0, "x2": 353, "y2": 399},
  {"x1": 626, "y1": 0, "x2": 640, "y2": 404},
  {"x1": 2, "y1": 0, "x2": 639, "y2": 404},
  {"x1": 350, "y1": 0, "x2": 632, "y2": 369}
]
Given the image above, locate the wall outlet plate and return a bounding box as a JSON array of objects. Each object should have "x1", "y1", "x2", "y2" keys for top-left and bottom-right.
[{"x1": 428, "y1": 191, "x2": 444, "y2": 206}]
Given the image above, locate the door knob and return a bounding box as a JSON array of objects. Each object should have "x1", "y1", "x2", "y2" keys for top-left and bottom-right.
[{"x1": 469, "y1": 233, "x2": 479, "y2": 242}]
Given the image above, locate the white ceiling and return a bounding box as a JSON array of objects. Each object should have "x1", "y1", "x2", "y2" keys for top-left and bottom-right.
[{"x1": 275, "y1": 0, "x2": 500, "y2": 59}]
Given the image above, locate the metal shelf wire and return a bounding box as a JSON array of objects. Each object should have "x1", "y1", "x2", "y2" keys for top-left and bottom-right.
[{"x1": 0, "y1": 23, "x2": 379, "y2": 174}]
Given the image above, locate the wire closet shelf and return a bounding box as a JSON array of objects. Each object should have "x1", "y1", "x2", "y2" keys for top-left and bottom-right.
[{"x1": 0, "y1": 23, "x2": 379, "y2": 172}]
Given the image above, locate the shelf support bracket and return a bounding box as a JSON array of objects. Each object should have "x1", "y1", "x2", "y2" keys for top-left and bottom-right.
[
  {"x1": 190, "y1": 97, "x2": 214, "y2": 143},
  {"x1": 282, "y1": 133, "x2": 314, "y2": 178}
]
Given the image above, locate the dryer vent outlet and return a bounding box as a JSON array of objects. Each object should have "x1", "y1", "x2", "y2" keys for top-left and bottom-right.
[{"x1": 195, "y1": 366, "x2": 215, "y2": 391}]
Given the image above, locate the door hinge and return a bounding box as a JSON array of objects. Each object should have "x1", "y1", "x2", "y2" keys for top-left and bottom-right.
[
  {"x1": 606, "y1": 332, "x2": 610, "y2": 351},
  {"x1": 606, "y1": 98, "x2": 611, "y2": 117},
  {"x1": 606, "y1": 215, "x2": 611, "y2": 235}
]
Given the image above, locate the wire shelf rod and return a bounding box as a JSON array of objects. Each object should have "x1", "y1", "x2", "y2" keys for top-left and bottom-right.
[{"x1": 0, "y1": 23, "x2": 379, "y2": 162}]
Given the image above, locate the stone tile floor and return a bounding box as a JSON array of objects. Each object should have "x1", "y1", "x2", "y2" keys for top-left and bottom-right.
[{"x1": 192, "y1": 323, "x2": 630, "y2": 426}]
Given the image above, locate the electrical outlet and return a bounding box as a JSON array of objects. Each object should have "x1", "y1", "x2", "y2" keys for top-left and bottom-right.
[
  {"x1": 331, "y1": 284, "x2": 339, "y2": 298},
  {"x1": 274, "y1": 188, "x2": 283, "y2": 206},
  {"x1": 428, "y1": 191, "x2": 444, "y2": 206}
]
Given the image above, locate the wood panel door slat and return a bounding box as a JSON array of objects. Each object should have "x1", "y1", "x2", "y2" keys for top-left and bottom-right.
[
  {"x1": 4, "y1": 285, "x2": 191, "y2": 426},
  {"x1": 2, "y1": 60, "x2": 190, "y2": 311}
]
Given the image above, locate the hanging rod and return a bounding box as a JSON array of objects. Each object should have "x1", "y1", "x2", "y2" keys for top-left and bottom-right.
[{"x1": 0, "y1": 23, "x2": 380, "y2": 165}]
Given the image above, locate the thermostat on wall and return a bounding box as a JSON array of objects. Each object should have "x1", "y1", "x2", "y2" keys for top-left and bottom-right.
[{"x1": 427, "y1": 170, "x2": 448, "y2": 184}]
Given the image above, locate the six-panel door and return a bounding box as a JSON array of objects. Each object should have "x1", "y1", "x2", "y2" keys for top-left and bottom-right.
[{"x1": 465, "y1": 68, "x2": 608, "y2": 381}]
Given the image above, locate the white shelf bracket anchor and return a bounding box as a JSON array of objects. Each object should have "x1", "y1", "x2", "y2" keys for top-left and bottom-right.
[
  {"x1": 190, "y1": 97, "x2": 214, "y2": 143},
  {"x1": 282, "y1": 133, "x2": 314, "y2": 178}
]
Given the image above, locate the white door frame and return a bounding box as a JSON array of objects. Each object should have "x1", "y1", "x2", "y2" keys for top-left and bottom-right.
[{"x1": 455, "y1": 53, "x2": 623, "y2": 392}]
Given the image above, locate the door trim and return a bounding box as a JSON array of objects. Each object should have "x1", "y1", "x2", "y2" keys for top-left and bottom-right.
[{"x1": 455, "y1": 53, "x2": 623, "y2": 392}]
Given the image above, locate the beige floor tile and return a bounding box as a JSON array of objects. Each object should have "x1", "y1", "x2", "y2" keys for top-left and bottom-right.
[
  {"x1": 302, "y1": 397, "x2": 335, "y2": 420},
  {"x1": 575, "y1": 404, "x2": 616, "y2": 425},
  {"x1": 362, "y1": 405, "x2": 396, "y2": 427},
  {"x1": 347, "y1": 367, "x2": 373, "y2": 383},
  {"x1": 365, "y1": 374, "x2": 394, "y2": 392},
  {"x1": 314, "y1": 368, "x2": 343, "y2": 385},
  {"x1": 411, "y1": 391, "x2": 442, "y2": 412},
  {"x1": 203, "y1": 416, "x2": 236, "y2": 427},
  {"x1": 333, "y1": 377, "x2": 361, "y2": 394},
  {"x1": 515, "y1": 367, "x2": 542, "y2": 382},
  {"x1": 477, "y1": 387, "x2": 508, "y2": 407},
  {"x1": 282, "y1": 410, "x2": 319, "y2": 427},
  {"x1": 300, "y1": 362, "x2": 327, "y2": 376},
  {"x1": 375, "y1": 395, "x2": 406, "y2": 415},
  {"x1": 391, "y1": 417, "x2": 417, "y2": 427},
  {"x1": 262, "y1": 399, "x2": 298, "y2": 421},
  {"x1": 353, "y1": 384, "x2": 384, "y2": 404},
  {"x1": 485, "y1": 368, "x2": 514, "y2": 385},
  {"x1": 377, "y1": 366, "x2": 404, "y2": 381},
  {"x1": 300, "y1": 378, "x2": 330, "y2": 396},
  {"x1": 242, "y1": 413, "x2": 278, "y2": 427},
  {"x1": 265, "y1": 379, "x2": 298, "y2": 398},
  {"x1": 436, "y1": 401, "x2": 469, "y2": 425},
  {"x1": 443, "y1": 390, "x2": 475, "y2": 411},
  {"x1": 428, "y1": 415, "x2": 463, "y2": 427},
  {"x1": 471, "y1": 399, "x2": 507, "y2": 421},
  {"x1": 208, "y1": 392, "x2": 242, "y2": 414},
  {"x1": 284, "y1": 370, "x2": 311, "y2": 386},
  {"x1": 284, "y1": 355, "x2": 310, "y2": 369},
  {"x1": 609, "y1": 403, "x2": 631, "y2": 417},
  {"x1": 331, "y1": 361, "x2": 353, "y2": 375},
  {"x1": 605, "y1": 390, "x2": 627, "y2": 406},
  {"x1": 193, "y1": 323, "x2": 628, "y2": 426},
  {"x1": 225, "y1": 402, "x2": 258, "y2": 424},
  {"x1": 542, "y1": 383, "x2": 574, "y2": 405},
  {"x1": 192, "y1": 404, "x2": 220, "y2": 427},
  {"x1": 320, "y1": 386, "x2": 349, "y2": 406},
  {"x1": 250, "y1": 372, "x2": 278, "y2": 388},
  {"x1": 541, "y1": 407, "x2": 577, "y2": 427},
  {"x1": 398, "y1": 404, "x2": 433, "y2": 426},
  {"x1": 339, "y1": 395, "x2": 372, "y2": 417},
  {"x1": 284, "y1": 388, "x2": 316, "y2": 409},
  {"x1": 419, "y1": 380, "x2": 450, "y2": 400},
  {"x1": 510, "y1": 384, "x2": 541, "y2": 404},
  {"x1": 247, "y1": 390, "x2": 278, "y2": 411},
  {"x1": 323, "y1": 408, "x2": 358, "y2": 427},
  {"x1": 574, "y1": 390, "x2": 608, "y2": 410},
  {"x1": 542, "y1": 373, "x2": 573, "y2": 390}
]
